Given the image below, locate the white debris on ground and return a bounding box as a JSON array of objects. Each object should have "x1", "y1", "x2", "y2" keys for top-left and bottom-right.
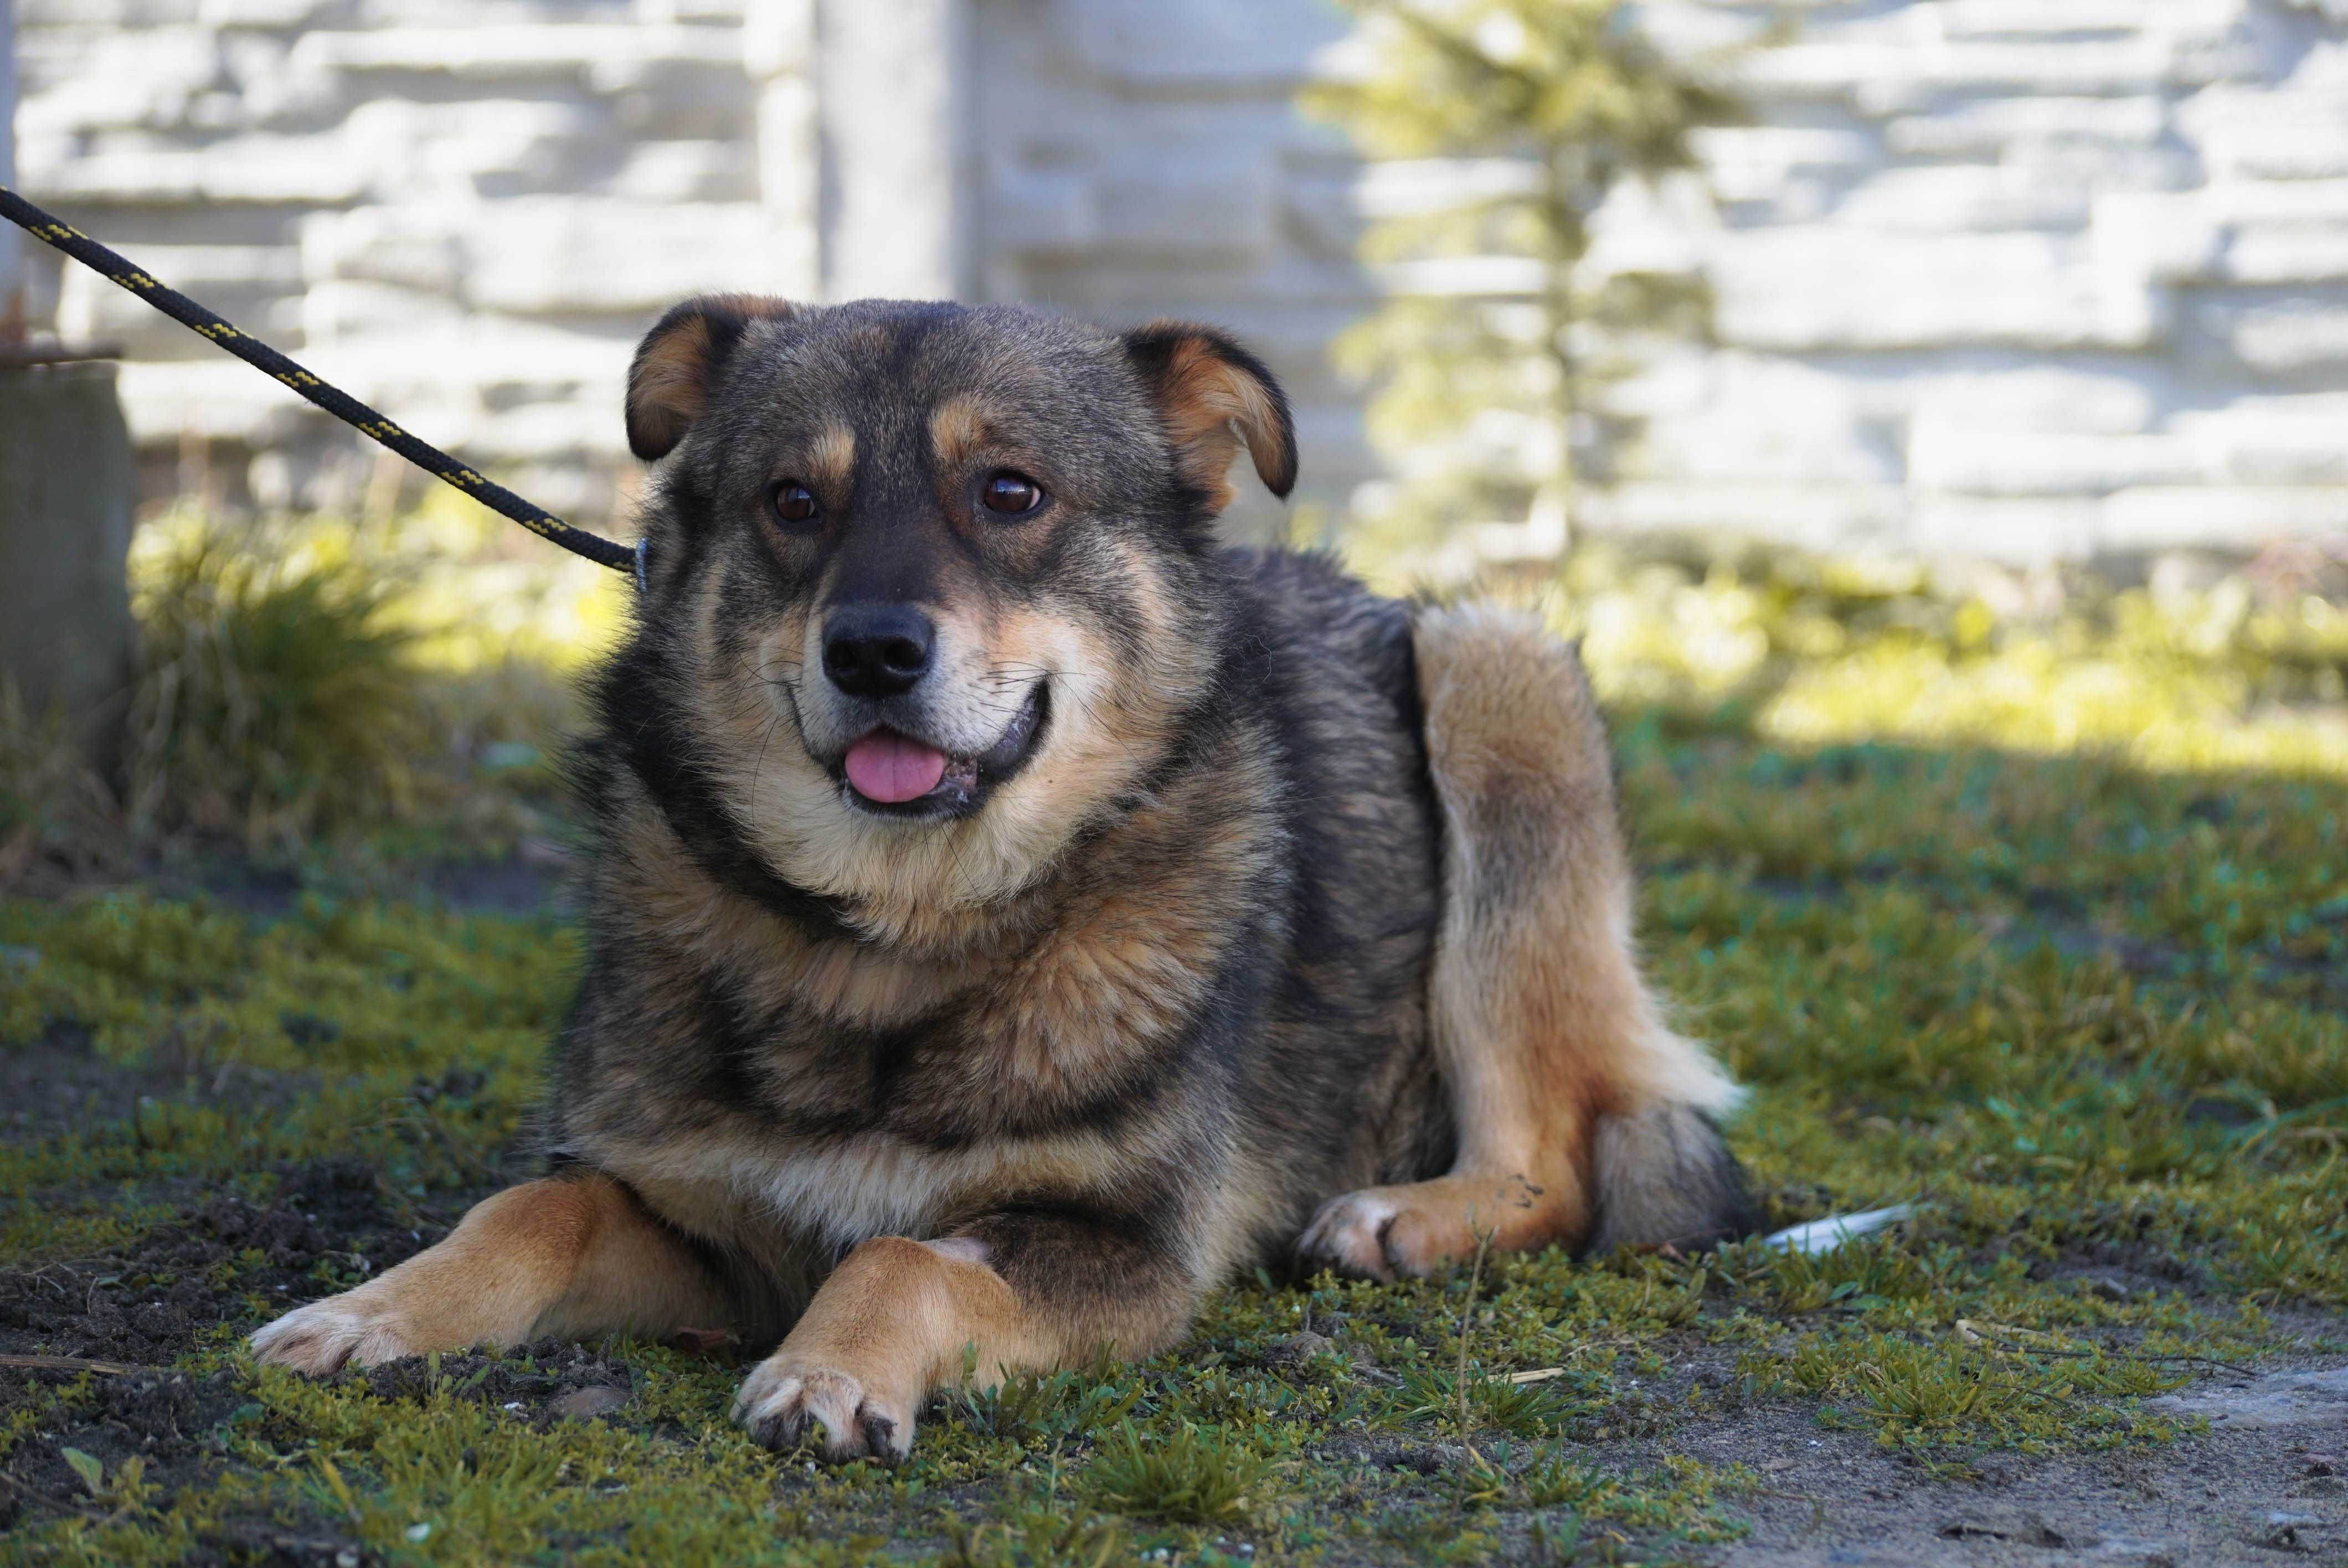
[{"x1": 1760, "y1": 1203, "x2": 1918, "y2": 1256}]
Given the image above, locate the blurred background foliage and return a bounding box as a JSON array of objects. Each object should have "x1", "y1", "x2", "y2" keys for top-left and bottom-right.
[
  {"x1": 1309, "y1": 0, "x2": 1742, "y2": 566},
  {"x1": 1549, "y1": 539, "x2": 2348, "y2": 776},
  {"x1": 4, "y1": 502, "x2": 2344, "y2": 893}
]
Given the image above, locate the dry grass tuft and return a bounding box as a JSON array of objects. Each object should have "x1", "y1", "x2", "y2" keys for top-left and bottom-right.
[
  {"x1": 120, "y1": 519, "x2": 431, "y2": 851},
  {"x1": 1, "y1": 505, "x2": 599, "y2": 885}
]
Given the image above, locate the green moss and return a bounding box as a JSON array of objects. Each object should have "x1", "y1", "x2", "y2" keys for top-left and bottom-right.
[
  {"x1": 1736, "y1": 1331, "x2": 2193, "y2": 1454},
  {"x1": 0, "y1": 894, "x2": 571, "y2": 1232},
  {"x1": 1519, "y1": 1452, "x2": 1752, "y2": 1543}
]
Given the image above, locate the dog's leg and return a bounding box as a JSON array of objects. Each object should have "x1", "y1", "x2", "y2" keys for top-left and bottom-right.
[
  {"x1": 1299, "y1": 605, "x2": 1753, "y2": 1281},
  {"x1": 249, "y1": 1172, "x2": 734, "y2": 1374},
  {"x1": 733, "y1": 1213, "x2": 1193, "y2": 1463}
]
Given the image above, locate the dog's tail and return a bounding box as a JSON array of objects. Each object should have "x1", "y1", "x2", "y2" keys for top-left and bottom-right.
[
  {"x1": 1559, "y1": 925, "x2": 1755, "y2": 1256},
  {"x1": 1584, "y1": 1093, "x2": 1757, "y2": 1256}
]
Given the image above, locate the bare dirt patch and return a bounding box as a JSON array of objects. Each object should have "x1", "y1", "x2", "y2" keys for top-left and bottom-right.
[
  {"x1": 0, "y1": 1160, "x2": 450, "y2": 1550},
  {"x1": 1666, "y1": 1364, "x2": 2348, "y2": 1566}
]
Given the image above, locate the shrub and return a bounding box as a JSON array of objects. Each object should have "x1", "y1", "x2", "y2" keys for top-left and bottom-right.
[{"x1": 122, "y1": 517, "x2": 431, "y2": 850}]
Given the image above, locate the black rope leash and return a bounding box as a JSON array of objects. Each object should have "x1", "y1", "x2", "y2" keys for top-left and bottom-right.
[{"x1": 1, "y1": 184, "x2": 641, "y2": 580}]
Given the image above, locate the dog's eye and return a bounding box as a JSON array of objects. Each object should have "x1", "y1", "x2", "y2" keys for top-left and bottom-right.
[
  {"x1": 980, "y1": 471, "x2": 1045, "y2": 517},
  {"x1": 770, "y1": 481, "x2": 821, "y2": 526}
]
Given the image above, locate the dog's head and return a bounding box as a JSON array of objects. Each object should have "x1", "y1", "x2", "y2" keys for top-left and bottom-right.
[{"x1": 619, "y1": 296, "x2": 1294, "y2": 928}]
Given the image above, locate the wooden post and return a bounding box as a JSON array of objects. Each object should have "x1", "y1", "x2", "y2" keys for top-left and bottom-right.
[
  {"x1": 0, "y1": 0, "x2": 140, "y2": 767},
  {"x1": 0, "y1": 365, "x2": 138, "y2": 766}
]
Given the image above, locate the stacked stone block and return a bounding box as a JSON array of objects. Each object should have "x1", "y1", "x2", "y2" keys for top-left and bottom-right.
[
  {"x1": 1595, "y1": 0, "x2": 2348, "y2": 561},
  {"x1": 16, "y1": 0, "x2": 809, "y2": 519}
]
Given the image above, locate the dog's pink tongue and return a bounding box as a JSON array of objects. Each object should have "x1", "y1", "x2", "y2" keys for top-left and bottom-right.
[{"x1": 844, "y1": 731, "x2": 947, "y2": 803}]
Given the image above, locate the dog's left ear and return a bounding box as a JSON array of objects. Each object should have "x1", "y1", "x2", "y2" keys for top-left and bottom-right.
[
  {"x1": 1124, "y1": 322, "x2": 1298, "y2": 510},
  {"x1": 626, "y1": 293, "x2": 799, "y2": 461}
]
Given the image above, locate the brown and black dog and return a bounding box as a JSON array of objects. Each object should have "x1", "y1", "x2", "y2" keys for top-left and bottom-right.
[{"x1": 250, "y1": 296, "x2": 1753, "y2": 1461}]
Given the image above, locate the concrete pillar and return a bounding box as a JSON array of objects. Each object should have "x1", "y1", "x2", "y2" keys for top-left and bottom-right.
[
  {"x1": 0, "y1": 363, "x2": 138, "y2": 762},
  {"x1": 815, "y1": 0, "x2": 973, "y2": 302},
  {"x1": 744, "y1": 0, "x2": 823, "y2": 301}
]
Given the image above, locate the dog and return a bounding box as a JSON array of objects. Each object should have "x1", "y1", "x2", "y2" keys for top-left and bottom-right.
[{"x1": 250, "y1": 295, "x2": 1754, "y2": 1461}]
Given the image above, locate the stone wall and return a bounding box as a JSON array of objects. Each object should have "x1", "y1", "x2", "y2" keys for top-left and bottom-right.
[
  {"x1": 1583, "y1": 0, "x2": 2348, "y2": 564},
  {"x1": 964, "y1": 0, "x2": 1366, "y2": 543},
  {"x1": 14, "y1": 0, "x2": 810, "y2": 520},
  {"x1": 13, "y1": 0, "x2": 2348, "y2": 561},
  {"x1": 9, "y1": 0, "x2": 1365, "y2": 536}
]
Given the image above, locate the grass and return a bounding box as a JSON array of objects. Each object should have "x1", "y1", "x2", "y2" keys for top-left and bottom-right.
[
  {"x1": 1, "y1": 522, "x2": 2345, "y2": 1563},
  {"x1": 1076, "y1": 1424, "x2": 1281, "y2": 1524},
  {"x1": 119, "y1": 517, "x2": 432, "y2": 848}
]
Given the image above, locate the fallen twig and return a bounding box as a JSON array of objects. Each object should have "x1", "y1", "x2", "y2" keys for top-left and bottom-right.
[{"x1": 0, "y1": 1354, "x2": 141, "y2": 1375}]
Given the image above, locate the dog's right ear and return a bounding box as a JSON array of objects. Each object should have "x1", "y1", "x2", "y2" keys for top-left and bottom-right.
[{"x1": 625, "y1": 294, "x2": 798, "y2": 461}]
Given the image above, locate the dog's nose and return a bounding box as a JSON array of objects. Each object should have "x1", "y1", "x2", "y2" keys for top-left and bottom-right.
[{"x1": 823, "y1": 604, "x2": 935, "y2": 699}]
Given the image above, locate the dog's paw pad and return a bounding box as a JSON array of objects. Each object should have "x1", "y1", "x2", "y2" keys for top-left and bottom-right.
[
  {"x1": 249, "y1": 1297, "x2": 418, "y2": 1375},
  {"x1": 733, "y1": 1361, "x2": 913, "y2": 1463},
  {"x1": 1297, "y1": 1189, "x2": 1404, "y2": 1282}
]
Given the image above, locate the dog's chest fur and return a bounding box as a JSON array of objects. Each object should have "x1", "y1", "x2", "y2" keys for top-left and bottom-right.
[{"x1": 553, "y1": 717, "x2": 1283, "y2": 1240}]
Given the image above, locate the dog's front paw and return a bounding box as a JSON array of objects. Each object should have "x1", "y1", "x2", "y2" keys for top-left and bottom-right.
[
  {"x1": 249, "y1": 1291, "x2": 424, "y2": 1375},
  {"x1": 733, "y1": 1356, "x2": 916, "y2": 1463}
]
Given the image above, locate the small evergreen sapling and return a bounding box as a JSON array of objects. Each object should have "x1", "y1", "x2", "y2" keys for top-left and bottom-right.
[{"x1": 1310, "y1": 0, "x2": 1744, "y2": 560}]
